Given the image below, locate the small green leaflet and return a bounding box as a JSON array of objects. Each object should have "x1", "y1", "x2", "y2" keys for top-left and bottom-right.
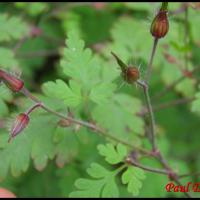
[
  {"x1": 60, "y1": 30, "x2": 101, "y2": 90},
  {"x1": 0, "y1": 48, "x2": 19, "y2": 69},
  {"x1": 89, "y1": 82, "x2": 116, "y2": 105},
  {"x1": 92, "y1": 93, "x2": 144, "y2": 144},
  {"x1": 69, "y1": 163, "x2": 120, "y2": 198},
  {"x1": 98, "y1": 143, "x2": 146, "y2": 196},
  {"x1": 98, "y1": 143, "x2": 127, "y2": 164},
  {"x1": 122, "y1": 166, "x2": 146, "y2": 196},
  {"x1": 42, "y1": 79, "x2": 82, "y2": 108},
  {"x1": 70, "y1": 143, "x2": 146, "y2": 197},
  {"x1": 43, "y1": 30, "x2": 117, "y2": 107}
]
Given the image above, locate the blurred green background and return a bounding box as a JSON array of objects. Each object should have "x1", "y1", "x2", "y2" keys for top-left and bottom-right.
[{"x1": 0, "y1": 2, "x2": 200, "y2": 197}]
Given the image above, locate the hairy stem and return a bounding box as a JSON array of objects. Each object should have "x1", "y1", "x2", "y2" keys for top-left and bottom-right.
[
  {"x1": 137, "y1": 80, "x2": 156, "y2": 151},
  {"x1": 145, "y1": 38, "x2": 159, "y2": 83}
]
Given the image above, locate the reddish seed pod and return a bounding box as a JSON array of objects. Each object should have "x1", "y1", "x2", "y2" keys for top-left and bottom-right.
[
  {"x1": 9, "y1": 113, "x2": 29, "y2": 142},
  {"x1": 0, "y1": 69, "x2": 24, "y2": 92},
  {"x1": 150, "y1": 10, "x2": 169, "y2": 39},
  {"x1": 123, "y1": 67, "x2": 140, "y2": 84}
]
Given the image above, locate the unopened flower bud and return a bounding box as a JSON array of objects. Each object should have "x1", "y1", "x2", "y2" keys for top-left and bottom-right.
[
  {"x1": 8, "y1": 113, "x2": 29, "y2": 142},
  {"x1": 150, "y1": 10, "x2": 169, "y2": 39},
  {"x1": 123, "y1": 67, "x2": 140, "y2": 84},
  {"x1": 0, "y1": 69, "x2": 24, "y2": 92}
]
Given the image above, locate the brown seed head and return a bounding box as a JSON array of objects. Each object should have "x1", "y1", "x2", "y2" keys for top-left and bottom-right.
[{"x1": 123, "y1": 67, "x2": 140, "y2": 84}]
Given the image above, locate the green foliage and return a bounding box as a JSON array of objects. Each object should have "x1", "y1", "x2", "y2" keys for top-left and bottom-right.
[
  {"x1": 70, "y1": 143, "x2": 146, "y2": 197},
  {"x1": 0, "y1": 2, "x2": 199, "y2": 198},
  {"x1": 0, "y1": 14, "x2": 28, "y2": 42},
  {"x1": 69, "y1": 163, "x2": 120, "y2": 198},
  {"x1": 191, "y1": 88, "x2": 200, "y2": 114},
  {"x1": 98, "y1": 143, "x2": 127, "y2": 164},
  {"x1": 0, "y1": 48, "x2": 18, "y2": 69},
  {"x1": 122, "y1": 166, "x2": 145, "y2": 196},
  {"x1": 43, "y1": 79, "x2": 82, "y2": 108}
]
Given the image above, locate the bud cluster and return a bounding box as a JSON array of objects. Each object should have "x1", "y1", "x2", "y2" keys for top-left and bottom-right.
[{"x1": 0, "y1": 69, "x2": 43, "y2": 142}]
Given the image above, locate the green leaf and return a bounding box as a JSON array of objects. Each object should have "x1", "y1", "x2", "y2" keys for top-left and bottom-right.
[
  {"x1": 53, "y1": 127, "x2": 79, "y2": 168},
  {"x1": 61, "y1": 30, "x2": 99, "y2": 89},
  {"x1": 0, "y1": 99, "x2": 8, "y2": 117},
  {"x1": 0, "y1": 14, "x2": 28, "y2": 42},
  {"x1": 0, "y1": 114, "x2": 57, "y2": 180},
  {"x1": 89, "y1": 83, "x2": 116, "y2": 105},
  {"x1": 122, "y1": 166, "x2": 146, "y2": 196},
  {"x1": 104, "y1": 17, "x2": 152, "y2": 64},
  {"x1": 42, "y1": 79, "x2": 82, "y2": 108},
  {"x1": 191, "y1": 90, "x2": 200, "y2": 114},
  {"x1": 15, "y1": 3, "x2": 49, "y2": 17},
  {"x1": 69, "y1": 162, "x2": 119, "y2": 198},
  {"x1": 0, "y1": 48, "x2": 19, "y2": 69},
  {"x1": 92, "y1": 93, "x2": 144, "y2": 144},
  {"x1": 97, "y1": 143, "x2": 127, "y2": 165},
  {"x1": 87, "y1": 163, "x2": 109, "y2": 178}
]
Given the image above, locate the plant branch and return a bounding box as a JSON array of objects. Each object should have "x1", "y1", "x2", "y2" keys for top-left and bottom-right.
[
  {"x1": 152, "y1": 65, "x2": 200, "y2": 100},
  {"x1": 126, "y1": 157, "x2": 170, "y2": 176},
  {"x1": 139, "y1": 96, "x2": 195, "y2": 116},
  {"x1": 153, "y1": 97, "x2": 195, "y2": 112},
  {"x1": 156, "y1": 151, "x2": 192, "y2": 198},
  {"x1": 137, "y1": 80, "x2": 157, "y2": 152},
  {"x1": 20, "y1": 87, "x2": 150, "y2": 156},
  {"x1": 145, "y1": 38, "x2": 159, "y2": 83},
  {"x1": 180, "y1": 171, "x2": 200, "y2": 179}
]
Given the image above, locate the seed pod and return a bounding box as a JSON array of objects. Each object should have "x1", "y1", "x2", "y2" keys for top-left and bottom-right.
[
  {"x1": 8, "y1": 113, "x2": 29, "y2": 142},
  {"x1": 111, "y1": 52, "x2": 140, "y2": 84},
  {"x1": 0, "y1": 69, "x2": 24, "y2": 92},
  {"x1": 123, "y1": 67, "x2": 140, "y2": 84},
  {"x1": 150, "y1": 10, "x2": 169, "y2": 39}
]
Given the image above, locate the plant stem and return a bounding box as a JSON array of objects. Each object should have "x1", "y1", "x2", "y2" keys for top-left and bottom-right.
[
  {"x1": 26, "y1": 103, "x2": 42, "y2": 115},
  {"x1": 156, "y1": 151, "x2": 192, "y2": 198},
  {"x1": 160, "y1": 2, "x2": 168, "y2": 11},
  {"x1": 152, "y1": 65, "x2": 200, "y2": 101},
  {"x1": 145, "y1": 38, "x2": 159, "y2": 83},
  {"x1": 137, "y1": 80, "x2": 156, "y2": 152},
  {"x1": 21, "y1": 87, "x2": 150, "y2": 155},
  {"x1": 127, "y1": 158, "x2": 170, "y2": 175}
]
